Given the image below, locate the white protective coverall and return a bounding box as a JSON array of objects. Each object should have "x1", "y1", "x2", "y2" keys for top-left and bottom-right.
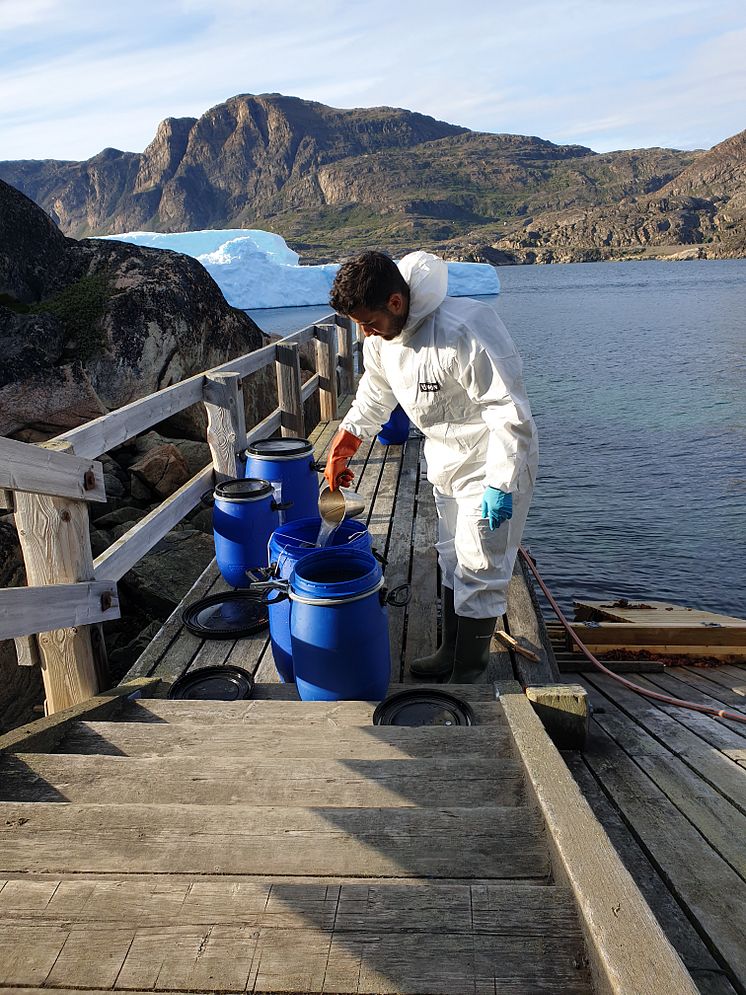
[{"x1": 340, "y1": 251, "x2": 538, "y2": 619}]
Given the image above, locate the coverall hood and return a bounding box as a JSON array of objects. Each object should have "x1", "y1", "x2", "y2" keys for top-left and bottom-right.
[{"x1": 397, "y1": 251, "x2": 449, "y2": 341}]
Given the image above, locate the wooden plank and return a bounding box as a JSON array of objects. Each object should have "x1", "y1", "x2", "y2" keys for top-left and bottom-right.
[
  {"x1": 525, "y1": 683, "x2": 589, "y2": 749},
  {"x1": 337, "y1": 317, "x2": 355, "y2": 396},
  {"x1": 570, "y1": 621, "x2": 746, "y2": 649},
  {"x1": 120, "y1": 698, "x2": 504, "y2": 726},
  {"x1": 122, "y1": 560, "x2": 221, "y2": 681},
  {"x1": 0, "y1": 678, "x2": 159, "y2": 755},
  {"x1": 0, "y1": 881, "x2": 592, "y2": 994},
  {"x1": 0, "y1": 436, "x2": 106, "y2": 503},
  {"x1": 275, "y1": 341, "x2": 304, "y2": 438},
  {"x1": 0, "y1": 754, "x2": 524, "y2": 807},
  {"x1": 497, "y1": 681, "x2": 700, "y2": 995},
  {"x1": 506, "y1": 554, "x2": 560, "y2": 683},
  {"x1": 662, "y1": 666, "x2": 746, "y2": 714},
  {"x1": 565, "y1": 754, "x2": 728, "y2": 978},
  {"x1": 577, "y1": 711, "x2": 746, "y2": 990},
  {"x1": 575, "y1": 599, "x2": 746, "y2": 627},
  {"x1": 686, "y1": 666, "x2": 746, "y2": 699},
  {"x1": 579, "y1": 679, "x2": 746, "y2": 881},
  {"x1": 14, "y1": 634, "x2": 41, "y2": 668},
  {"x1": 0, "y1": 581, "x2": 120, "y2": 640},
  {"x1": 404, "y1": 446, "x2": 439, "y2": 675},
  {"x1": 58, "y1": 721, "x2": 514, "y2": 759},
  {"x1": 203, "y1": 372, "x2": 246, "y2": 479},
  {"x1": 384, "y1": 438, "x2": 418, "y2": 680},
  {"x1": 301, "y1": 371, "x2": 320, "y2": 402},
  {"x1": 0, "y1": 803, "x2": 549, "y2": 879},
  {"x1": 638, "y1": 670, "x2": 746, "y2": 741},
  {"x1": 14, "y1": 440, "x2": 108, "y2": 713},
  {"x1": 314, "y1": 323, "x2": 338, "y2": 420},
  {"x1": 93, "y1": 465, "x2": 213, "y2": 582},
  {"x1": 580, "y1": 672, "x2": 746, "y2": 815}
]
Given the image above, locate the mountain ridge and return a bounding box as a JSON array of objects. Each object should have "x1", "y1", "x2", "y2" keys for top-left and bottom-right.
[{"x1": 1, "y1": 93, "x2": 742, "y2": 263}]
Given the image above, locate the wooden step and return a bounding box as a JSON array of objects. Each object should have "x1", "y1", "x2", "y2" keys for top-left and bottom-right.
[
  {"x1": 0, "y1": 802, "x2": 549, "y2": 879},
  {"x1": 58, "y1": 721, "x2": 513, "y2": 759},
  {"x1": 0, "y1": 753, "x2": 526, "y2": 807},
  {"x1": 0, "y1": 878, "x2": 590, "y2": 994},
  {"x1": 121, "y1": 698, "x2": 505, "y2": 726}
]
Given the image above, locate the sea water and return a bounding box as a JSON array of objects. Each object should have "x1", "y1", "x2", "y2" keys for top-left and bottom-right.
[{"x1": 249, "y1": 259, "x2": 746, "y2": 616}]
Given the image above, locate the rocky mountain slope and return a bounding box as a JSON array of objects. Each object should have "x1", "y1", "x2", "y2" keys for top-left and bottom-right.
[{"x1": 1, "y1": 93, "x2": 742, "y2": 262}]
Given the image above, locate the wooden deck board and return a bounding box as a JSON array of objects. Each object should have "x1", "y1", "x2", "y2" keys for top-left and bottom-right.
[
  {"x1": 0, "y1": 753, "x2": 525, "y2": 807},
  {"x1": 565, "y1": 669, "x2": 746, "y2": 994},
  {"x1": 0, "y1": 801, "x2": 549, "y2": 879}
]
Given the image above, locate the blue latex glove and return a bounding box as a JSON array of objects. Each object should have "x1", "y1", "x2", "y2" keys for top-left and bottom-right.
[{"x1": 481, "y1": 487, "x2": 512, "y2": 530}]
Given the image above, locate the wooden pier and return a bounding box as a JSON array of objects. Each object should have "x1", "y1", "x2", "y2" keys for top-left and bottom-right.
[{"x1": 0, "y1": 316, "x2": 744, "y2": 994}]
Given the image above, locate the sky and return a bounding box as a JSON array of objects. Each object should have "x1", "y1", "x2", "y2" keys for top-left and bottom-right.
[{"x1": 0, "y1": 0, "x2": 744, "y2": 162}]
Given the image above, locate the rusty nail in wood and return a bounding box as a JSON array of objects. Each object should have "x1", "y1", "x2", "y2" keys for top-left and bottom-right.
[
  {"x1": 83, "y1": 469, "x2": 96, "y2": 490},
  {"x1": 60, "y1": 509, "x2": 71, "y2": 522}
]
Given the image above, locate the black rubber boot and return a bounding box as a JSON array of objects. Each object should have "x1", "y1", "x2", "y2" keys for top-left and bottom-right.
[
  {"x1": 447, "y1": 616, "x2": 497, "y2": 684},
  {"x1": 410, "y1": 586, "x2": 458, "y2": 679}
]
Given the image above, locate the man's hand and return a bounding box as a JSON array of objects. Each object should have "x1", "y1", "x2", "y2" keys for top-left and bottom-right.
[
  {"x1": 324, "y1": 429, "x2": 362, "y2": 491},
  {"x1": 481, "y1": 487, "x2": 512, "y2": 530}
]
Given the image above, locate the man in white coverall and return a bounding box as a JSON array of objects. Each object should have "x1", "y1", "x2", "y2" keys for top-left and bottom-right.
[{"x1": 324, "y1": 251, "x2": 538, "y2": 683}]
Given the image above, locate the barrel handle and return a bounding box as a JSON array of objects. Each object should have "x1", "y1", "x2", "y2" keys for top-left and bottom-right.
[
  {"x1": 371, "y1": 546, "x2": 388, "y2": 568},
  {"x1": 310, "y1": 460, "x2": 326, "y2": 472},
  {"x1": 380, "y1": 583, "x2": 411, "y2": 608},
  {"x1": 245, "y1": 574, "x2": 290, "y2": 604},
  {"x1": 200, "y1": 489, "x2": 215, "y2": 508},
  {"x1": 271, "y1": 499, "x2": 294, "y2": 512}
]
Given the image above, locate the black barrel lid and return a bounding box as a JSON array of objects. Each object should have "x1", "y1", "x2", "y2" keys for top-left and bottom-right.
[
  {"x1": 181, "y1": 591, "x2": 269, "y2": 638},
  {"x1": 246, "y1": 437, "x2": 312, "y2": 459},
  {"x1": 373, "y1": 688, "x2": 475, "y2": 727},
  {"x1": 168, "y1": 664, "x2": 255, "y2": 701},
  {"x1": 214, "y1": 477, "x2": 272, "y2": 501}
]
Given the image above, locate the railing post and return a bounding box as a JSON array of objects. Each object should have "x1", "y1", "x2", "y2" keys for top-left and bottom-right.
[
  {"x1": 335, "y1": 315, "x2": 355, "y2": 396},
  {"x1": 355, "y1": 322, "x2": 365, "y2": 373},
  {"x1": 275, "y1": 342, "x2": 305, "y2": 438},
  {"x1": 203, "y1": 372, "x2": 247, "y2": 480},
  {"x1": 13, "y1": 440, "x2": 109, "y2": 713},
  {"x1": 315, "y1": 324, "x2": 338, "y2": 420}
]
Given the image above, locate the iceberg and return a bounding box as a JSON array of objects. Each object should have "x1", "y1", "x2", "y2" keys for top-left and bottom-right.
[{"x1": 98, "y1": 229, "x2": 499, "y2": 310}]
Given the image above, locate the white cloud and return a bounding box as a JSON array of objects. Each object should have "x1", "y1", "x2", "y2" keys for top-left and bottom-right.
[{"x1": 0, "y1": 0, "x2": 744, "y2": 159}]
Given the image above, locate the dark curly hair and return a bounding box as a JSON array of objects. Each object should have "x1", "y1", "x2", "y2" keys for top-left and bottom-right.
[{"x1": 329, "y1": 251, "x2": 409, "y2": 315}]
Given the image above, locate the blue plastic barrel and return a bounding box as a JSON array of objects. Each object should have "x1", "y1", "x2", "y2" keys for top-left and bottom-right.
[
  {"x1": 267, "y1": 518, "x2": 372, "y2": 683},
  {"x1": 213, "y1": 478, "x2": 279, "y2": 588},
  {"x1": 377, "y1": 404, "x2": 410, "y2": 445},
  {"x1": 289, "y1": 548, "x2": 390, "y2": 701},
  {"x1": 244, "y1": 437, "x2": 319, "y2": 521}
]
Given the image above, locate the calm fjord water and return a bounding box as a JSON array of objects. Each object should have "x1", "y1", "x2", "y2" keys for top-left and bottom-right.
[{"x1": 249, "y1": 259, "x2": 746, "y2": 617}]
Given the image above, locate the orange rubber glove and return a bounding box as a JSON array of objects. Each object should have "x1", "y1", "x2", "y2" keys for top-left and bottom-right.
[{"x1": 324, "y1": 429, "x2": 362, "y2": 491}]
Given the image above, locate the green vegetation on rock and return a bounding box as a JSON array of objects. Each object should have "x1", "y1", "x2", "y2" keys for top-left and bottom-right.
[{"x1": 31, "y1": 272, "x2": 111, "y2": 361}]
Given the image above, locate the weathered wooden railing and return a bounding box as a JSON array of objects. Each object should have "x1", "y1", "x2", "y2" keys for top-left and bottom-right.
[{"x1": 0, "y1": 314, "x2": 363, "y2": 713}]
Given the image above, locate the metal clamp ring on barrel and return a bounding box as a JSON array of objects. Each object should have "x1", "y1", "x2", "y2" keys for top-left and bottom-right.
[{"x1": 288, "y1": 576, "x2": 385, "y2": 607}]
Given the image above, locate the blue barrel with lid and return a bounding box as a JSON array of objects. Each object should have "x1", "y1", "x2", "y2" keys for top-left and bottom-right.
[
  {"x1": 377, "y1": 405, "x2": 410, "y2": 445},
  {"x1": 213, "y1": 478, "x2": 284, "y2": 588},
  {"x1": 267, "y1": 518, "x2": 372, "y2": 683},
  {"x1": 289, "y1": 548, "x2": 390, "y2": 701},
  {"x1": 244, "y1": 437, "x2": 320, "y2": 522}
]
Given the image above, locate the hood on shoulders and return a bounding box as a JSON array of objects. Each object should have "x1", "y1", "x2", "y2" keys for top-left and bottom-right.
[{"x1": 397, "y1": 251, "x2": 448, "y2": 340}]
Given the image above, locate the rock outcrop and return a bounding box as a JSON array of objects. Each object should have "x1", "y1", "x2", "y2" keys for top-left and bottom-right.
[{"x1": 0, "y1": 179, "x2": 269, "y2": 437}]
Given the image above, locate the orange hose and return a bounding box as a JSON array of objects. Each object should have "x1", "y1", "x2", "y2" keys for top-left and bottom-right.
[{"x1": 518, "y1": 547, "x2": 746, "y2": 726}]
